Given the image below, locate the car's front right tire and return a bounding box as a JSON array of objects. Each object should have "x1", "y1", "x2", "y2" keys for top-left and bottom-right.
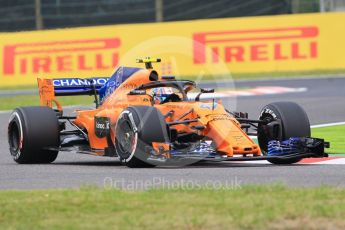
[{"x1": 257, "y1": 102, "x2": 311, "y2": 164}]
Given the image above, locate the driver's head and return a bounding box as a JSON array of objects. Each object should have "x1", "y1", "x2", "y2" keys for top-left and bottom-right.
[{"x1": 151, "y1": 87, "x2": 174, "y2": 104}]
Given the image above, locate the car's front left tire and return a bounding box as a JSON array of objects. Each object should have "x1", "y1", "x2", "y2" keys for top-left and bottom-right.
[{"x1": 114, "y1": 106, "x2": 169, "y2": 168}]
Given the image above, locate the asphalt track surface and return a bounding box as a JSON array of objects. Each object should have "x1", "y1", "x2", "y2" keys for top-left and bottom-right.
[{"x1": 0, "y1": 77, "x2": 345, "y2": 190}]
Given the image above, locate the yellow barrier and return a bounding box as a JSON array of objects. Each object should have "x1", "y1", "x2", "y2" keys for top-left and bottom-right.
[{"x1": 1, "y1": 12, "x2": 345, "y2": 86}]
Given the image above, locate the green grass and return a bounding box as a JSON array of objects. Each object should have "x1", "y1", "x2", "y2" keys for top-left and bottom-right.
[
  {"x1": 0, "y1": 95, "x2": 95, "y2": 111},
  {"x1": 312, "y1": 125, "x2": 345, "y2": 154},
  {"x1": 0, "y1": 185, "x2": 344, "y2": 229}
]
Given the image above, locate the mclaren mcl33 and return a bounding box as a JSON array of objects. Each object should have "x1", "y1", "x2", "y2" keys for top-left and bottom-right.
[{"x1": 8, "y1": 58, "x2": 329, "y2": 167}]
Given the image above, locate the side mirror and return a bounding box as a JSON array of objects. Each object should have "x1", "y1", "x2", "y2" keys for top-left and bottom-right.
[
  {"x1": 184, "y1": 85, "x2": 194, "y2": 94},
  {"x1": 195, "y1": 88, "x2": 215, "y2": 101},
  {"x1": 201, "y1": 88, "x2": 214, "y2": 93}
]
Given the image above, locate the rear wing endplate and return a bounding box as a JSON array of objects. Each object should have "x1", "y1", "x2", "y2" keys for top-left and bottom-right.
[{"x1": 37, "y1": 77, "x2": 108, "y2": 111}]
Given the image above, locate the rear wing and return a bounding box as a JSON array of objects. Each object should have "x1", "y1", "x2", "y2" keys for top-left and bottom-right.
[{"x1": 37, "y1": 77, "x2": 108, "y2": 111}]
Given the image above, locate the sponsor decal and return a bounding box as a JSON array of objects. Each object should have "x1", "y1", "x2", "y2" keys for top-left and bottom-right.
[
  {"x1": 209, "y1": 114, "x2": 232, "y2": 121},
  {"x1": 193, "y1": 26, "x2": 318, "y2": 64},
  {"x1": 121, "y1": 83, "x2": 137, "y2": 90},
  {"x1": 95, "y1": 116, "x2": 110, "y2": 138},
  {"x1": 99, "y1": 67, "x2": 141, "y2": 102},
  {"x1": 3, "y1": 38, "x2": 120, "y2": 76},
  {"x1": 52, "y1": 78, "x2": 108, "y2": 87},
  {"x1": 260, "y1": 108, "x2": 278, "y2": 119},
  {"x1": 2, "y1": 13, "x2": 345, "y2": 86},
  {"x1": 166, "y1": 105, "x2": 183, "y2": 109}
]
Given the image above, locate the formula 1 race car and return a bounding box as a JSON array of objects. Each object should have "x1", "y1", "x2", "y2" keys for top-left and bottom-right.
[{"x1": 8, "y1": 58, "x2": 329, "y2": 167}]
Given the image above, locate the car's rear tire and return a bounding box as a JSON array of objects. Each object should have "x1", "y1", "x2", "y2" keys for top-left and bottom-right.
[
  {"x1": 114, "y1": 106, "x2": 169, "y2": 168},
  {"x1": 8, "y1": 106, "x2": 60, "y2": 164},
  {"x1": 258, "y1": 102, "x2": 310, "y2": 164}
]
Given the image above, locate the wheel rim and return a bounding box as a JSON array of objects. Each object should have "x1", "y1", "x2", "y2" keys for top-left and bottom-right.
[
  {"x1": 258, "y1": 114, "x2": 275, "y2": 154},
  {"x1": 116, "y1": 119, "x2": 137, "y2": 160},
  {"x1": 8, "y1": 121, "x2": 20, "y2": 154}
]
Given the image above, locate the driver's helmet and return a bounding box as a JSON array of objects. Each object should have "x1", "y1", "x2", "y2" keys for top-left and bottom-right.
[{"x1": 151, "y1": 87, "x2": 174, "y2": 104}]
